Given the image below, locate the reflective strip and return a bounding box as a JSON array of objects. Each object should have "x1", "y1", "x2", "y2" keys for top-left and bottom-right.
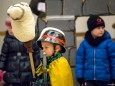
[{"x1": 42, "y1": 35, "x2": 65, "y2": 45}]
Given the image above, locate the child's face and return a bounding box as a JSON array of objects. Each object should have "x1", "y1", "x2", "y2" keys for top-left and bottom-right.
[
  {"x1": 7, "y1": 27, "x2": 14, "y2": 36},
  {"x1": 41, "y1": 41, "x2": 54, "y2": 57},
  {"x1": 91, "y1": 26, "x2": 104, "y2": 38}
]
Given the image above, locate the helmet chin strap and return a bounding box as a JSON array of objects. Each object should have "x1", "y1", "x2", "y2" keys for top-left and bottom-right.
[{"x1": 52, "y1": 44, "x2": 56, "y2": 57}]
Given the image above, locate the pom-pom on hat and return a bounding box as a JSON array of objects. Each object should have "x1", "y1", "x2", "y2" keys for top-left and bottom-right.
[
  {"x1": 87, "y1": 15, "x2": 105, "y2": 31},
  {"x1": 5, "y1": 17, "x2": 12, "y2": 28}
]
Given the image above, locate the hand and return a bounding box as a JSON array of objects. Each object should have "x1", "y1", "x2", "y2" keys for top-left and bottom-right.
[
  {"x1": 77, "y1": 78, "x2": 85, "y2": 85},
  {"x1": 36, "y1": 62, "x2": 43, "y2": 77},
  {"x1": 42, "y1": 68, "x2": 49, "y2": 73},
  {"x1": 36, "y1": 62, "x2": 49, "y2": 77}
]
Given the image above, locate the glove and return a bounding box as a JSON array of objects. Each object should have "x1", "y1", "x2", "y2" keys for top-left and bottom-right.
[
  {"x1": 36, "y1": 62, "x2": 49, "y2": 77},
  {"x1": 36, "y1": 61, "x2": 43, "y2": 77},
  {"x1": 77, "y1": 78, "x2": 85, "y2": 85}
]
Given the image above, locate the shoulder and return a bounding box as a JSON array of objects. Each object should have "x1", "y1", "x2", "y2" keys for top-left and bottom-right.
[
  {"x1": 78, "y1": 39, "x2": 89, "y2": 49},
  {"x1": 49, "y1": 57, "x2": 70, "y2": 68},
  {"x1": 104, "y1": 30, "x2": 111, "y2": 39},
  {"x1": 52, "y1": 57, "x2": 68, "y2": 64},
  {"x1": 4, "y1": 31, "x2": 15, "y2": 42},
  {"x1": 4, "y1": 32, "x2": 11, "y2": 42}
]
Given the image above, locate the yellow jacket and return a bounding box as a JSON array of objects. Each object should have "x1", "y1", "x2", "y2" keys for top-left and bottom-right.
[{"x1": 49, "y1": 57, "x2": 74, "y2": 86}]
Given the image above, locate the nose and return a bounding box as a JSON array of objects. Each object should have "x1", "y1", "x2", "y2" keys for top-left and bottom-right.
[
  {"x1": 42, "y1": 49, "x2": 45, "y2": 52},
  {"x1": 42, "y1": 49, "x2": 46, "y2": 53}
]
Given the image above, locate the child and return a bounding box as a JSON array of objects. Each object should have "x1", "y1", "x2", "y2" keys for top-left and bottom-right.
[
  {"x1": 0, "y1": 17, "x2": 40, "y2": 86},
  {"x1": 75, "y1": 15, "x2": 115, "y2": 86},
  {"x1": 36, "y1": 27, "x2": 74, "y2": 86}
]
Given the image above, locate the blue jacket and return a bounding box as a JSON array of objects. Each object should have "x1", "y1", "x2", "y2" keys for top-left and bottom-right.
[{"x1": 75, "y1": 31, "x2": 115, "y2": 82}]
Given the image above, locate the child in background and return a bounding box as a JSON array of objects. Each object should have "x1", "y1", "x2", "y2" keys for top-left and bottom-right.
[
  {"x1": 0, "y1": 17, "x2": 40, "y2": 86},
  {"x1": 36, "y1": 27, "x2": 74, "y2": 86},
  {"x1": 75, "y1": 15, "x2": 115, "y2": 86}
]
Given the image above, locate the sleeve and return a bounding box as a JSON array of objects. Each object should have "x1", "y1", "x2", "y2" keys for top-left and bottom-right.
[
  {"x1": 32, "y1": 41, "x2": 41, "y2": 68},
  {"x1": 75, "y1": 41, "x2": 85, "y2": 79},
  {"x1": 0, "y1": 41, "x2": 9, "y2": 70},
  {"x1": 108, "y1": 41, "x2": 115, "y2": 79}
]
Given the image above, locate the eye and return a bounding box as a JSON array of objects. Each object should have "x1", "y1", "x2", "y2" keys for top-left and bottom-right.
[
  {"x1": 98, "y1": 26, "x2": 104, "y2": 29},
  {"x1": 42, "y1": 46, "x2": 48, "y2": 50},
  {"x1": 101, "y1": 26, "x2": 104, "y2": 28},
  {"x1": 45, "y1": 46, "x2": 48, "y2": 49}
]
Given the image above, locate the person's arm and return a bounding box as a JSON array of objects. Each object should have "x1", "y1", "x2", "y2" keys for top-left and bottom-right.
[
  {"x1": 108, "y1": 41, "x2": 115, "y2": 83},
  {"x1": 0, "y1": 41, "x2": 9, "y2": 70},
  {"x1": 75, "y1": 41, "x2": 85, "y2": 85},
  {"x1": 32, "y1": 41, "x2": 41, "y2": 69}
]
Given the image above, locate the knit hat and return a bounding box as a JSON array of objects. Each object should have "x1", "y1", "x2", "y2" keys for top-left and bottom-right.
[
  {"x1": 87, "y1": 15, "x2": 105, "y2": 31},
  {"x1": 5, "y1": 17, "x2": 12, "y2": 28}
]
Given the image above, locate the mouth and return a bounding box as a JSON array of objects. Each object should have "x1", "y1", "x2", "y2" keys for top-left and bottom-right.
[
  {"x1": 99, "y1": 33, "x2": 103, "y2": 34},
  {"x1": 98, "y1": 33, "x2": 104, "y2": 36}
]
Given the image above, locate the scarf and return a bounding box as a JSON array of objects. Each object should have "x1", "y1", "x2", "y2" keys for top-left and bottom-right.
[
  {"x1": 47, "y1": 52, "x2": 62, "y2": 66},
  {"x1": 85, "y1": 31, "x2": 106, "y2": 47}
]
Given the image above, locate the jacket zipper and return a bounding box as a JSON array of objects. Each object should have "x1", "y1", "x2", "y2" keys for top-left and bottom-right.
[{"x1": 104, "y1": 63, "x2": 109, "y2": 73}]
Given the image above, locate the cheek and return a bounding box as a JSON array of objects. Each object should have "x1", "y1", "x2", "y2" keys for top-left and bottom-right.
[
  {"x1": 101, "y1": 30, "x2": 104, "y2": 33},
  {"x1": 45, "y1": 48, "x2": 54, "y2": 56},
  {"x1": 91, "y1": 32, "x2": 96, "y2": 36},
  {"x1": 93, "y1": 31, "x2": 99, "y2": 35}
]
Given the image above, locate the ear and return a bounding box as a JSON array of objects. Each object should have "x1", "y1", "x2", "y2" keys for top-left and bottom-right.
[{"x1": 55, "y1": 45, "x2": 61, "y2": 52}]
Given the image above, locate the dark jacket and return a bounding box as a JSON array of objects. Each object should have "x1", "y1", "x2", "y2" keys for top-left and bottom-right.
[
  {"x1": 75, "y1": 30, "x2": 115, "y2": 82},
  {"x1": 0, "y1": 31, "x2": 40, "y2": 83}
]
